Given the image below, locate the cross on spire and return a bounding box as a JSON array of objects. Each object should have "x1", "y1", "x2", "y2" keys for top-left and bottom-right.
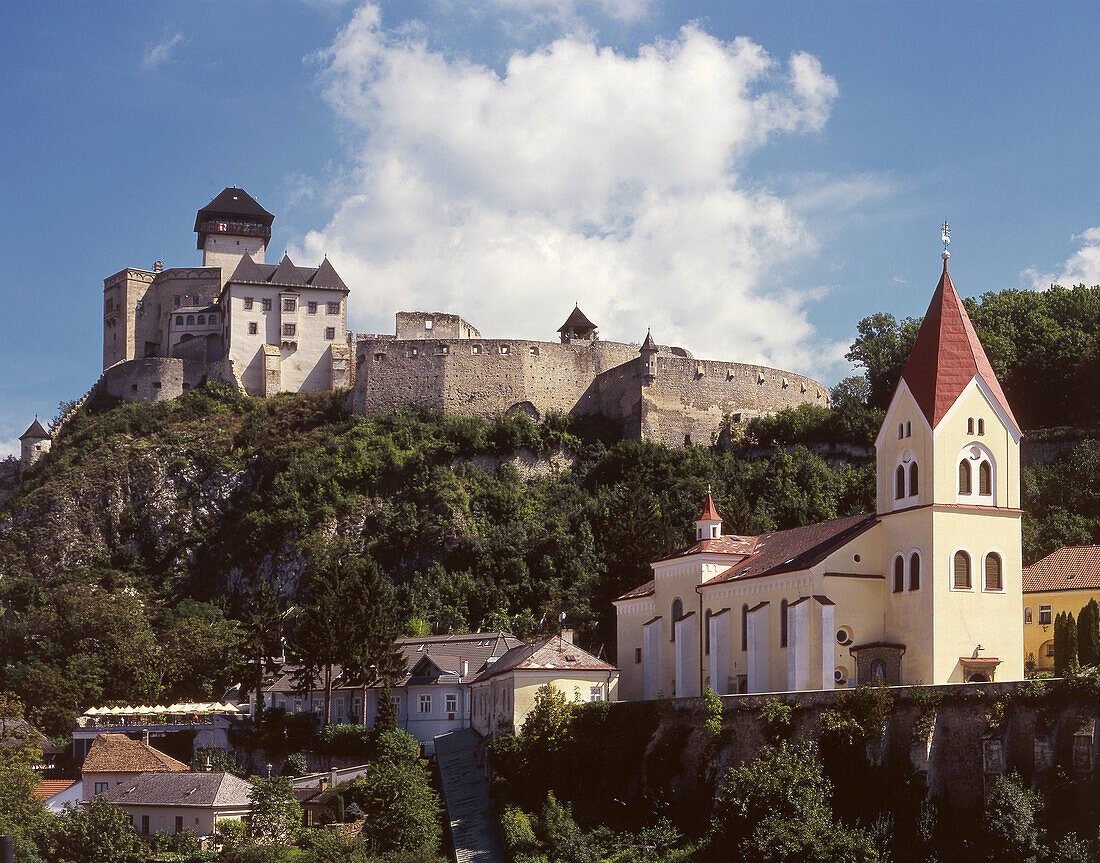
[{"x1": 941, "y1": 220, "x2": 951, "y2": 261}]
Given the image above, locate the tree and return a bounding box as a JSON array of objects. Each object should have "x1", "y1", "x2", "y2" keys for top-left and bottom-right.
[
  {"x1": 1077, "y1": 599, "x2": 1100, "y2": 667},
  {"x1": 845, "y1": 312, "x2": 922, "y2": 410},
  {"x1": 241, "y1": 581, "x2": 284, "y2": 724},
  {"x1": 1054, "y1": 612, "x2": 1080, "y2": 677},
  {"x1": 982, "y1": 773, "x2": 1042, "y2": 863},
  {"x1": 539, "y1": 792, "x2": 597, "y2": 863},
  {"x1": 348, "y1": 758, "x2": 442, "y2": 855},
  {"x1": 42, "y1": 797, "x2": 143, "y2": 863},
  {"x1": 159, "y1": 610, "x2": 245, "y2": 700},
  {"x1": 248, "y1": 777, "x2": 301, "y2": 846},
  {"x1": 0, "y1": 695, "x2": 49, "y2": 856}
]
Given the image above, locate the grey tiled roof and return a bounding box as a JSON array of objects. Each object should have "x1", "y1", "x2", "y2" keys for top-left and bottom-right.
[{"x1": 98, "y1": 772, "x2": 253, "y2": 808}]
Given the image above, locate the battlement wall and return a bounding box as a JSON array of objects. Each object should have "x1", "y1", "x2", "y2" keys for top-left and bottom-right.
[{"x1": 101, "y1": 357, "x2": 209, "y2": 403}]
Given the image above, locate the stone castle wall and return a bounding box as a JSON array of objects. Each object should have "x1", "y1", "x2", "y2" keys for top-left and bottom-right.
[{"x1": 101, "y1": 357, "x2": 210, "y2": 403}]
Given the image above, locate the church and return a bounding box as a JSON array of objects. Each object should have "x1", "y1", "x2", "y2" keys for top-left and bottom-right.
[{"x1": 614, "y1": 248, "x2": 1024, "y2": 696}]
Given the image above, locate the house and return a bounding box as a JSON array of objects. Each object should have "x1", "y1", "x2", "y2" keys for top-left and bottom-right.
[
  {"x1": 615, "y1": 250, "x2": 1025, "y2": 696},
  {"x1": 33, "y1": 779, "x2": 81, "y2": 813},
  {"x1": 260, "y1": 633, "x2": 522, "y2": 754},
  {"x1": 82, "y1": 733, "x2": 189, "y2": 797},
  {"x1": 1023, "y1": 546, "x2": 1100, "y2": 672},
  {"x1": 0, "y1": 716, "x2": 62, "y2": 771},
  {"x1": 470, "y1": 633, "x2": 619, "y2": 738},
  {"x1": 97, "y1": 771, "x2": 253, "y2": 837}
]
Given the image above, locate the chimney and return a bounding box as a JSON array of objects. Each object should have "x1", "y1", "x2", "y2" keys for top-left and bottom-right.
[
  {"x1": 319, "y1": 777, "x2": 328, "y2": 791},
  {"x1": 329, "y1": 770, "x2": 337, "y2": 789},
  {"x1": 141, "y1": 730, "x2": 150, "y2": 747},
  {"x1": 153, "y1": 261, "x2": 163, "y2": 273},
  {"x1": 560, "y1": 629, "x2": 574, "y2": 645},
  {"x1": 462, "y1": 660, "x2": 469, "y2": 678}
]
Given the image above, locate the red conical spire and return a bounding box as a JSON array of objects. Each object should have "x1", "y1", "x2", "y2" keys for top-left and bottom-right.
[
  {"x1": 699, "y1": 489, "x2": 721, "y2": 522},
  {"x1": 900, "y1": 259, "x2": 1018, "y2": 430}
]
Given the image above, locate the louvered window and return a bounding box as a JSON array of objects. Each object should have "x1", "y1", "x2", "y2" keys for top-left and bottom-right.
[
  {"x1": 909, "y1": 463, "x2": 918, "y2": 497},
  {"x1": 953, "y1": 551, "x2": 971, "y2": 589},
  {"x1": 780, "y1": 599, "x2": 789, "y2": 647},
  {"x1": 895, "y1": 465, "x2": 905, "y2": 499},
  {"x1": 979, "y1": 461, "x2": 992, "y2": 496},
  {"x1": 893, "y1": 556, "x2": 904, "y2": 593},
  {"x1": 984, "y1": 553, "x2": 1002, "y2": 591},
  {"x1": 959, "y1": 460, "x2": 972, "y2": 494}
]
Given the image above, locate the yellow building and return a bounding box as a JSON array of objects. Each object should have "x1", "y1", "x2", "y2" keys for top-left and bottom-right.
[
  {"x1": 470, "y1": 634, "x2": 619, "y2": 737},
  {"x1": 1022, "y1": 546, "x2": 1100, "y2": 672},
  {"x1": 615, "y1": 251, "x2": 1025, "y2": 696}
]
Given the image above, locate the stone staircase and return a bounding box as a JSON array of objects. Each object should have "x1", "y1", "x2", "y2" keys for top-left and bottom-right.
[{"x1": 434, "y1": 729, "x2": 507, "y2": 863}]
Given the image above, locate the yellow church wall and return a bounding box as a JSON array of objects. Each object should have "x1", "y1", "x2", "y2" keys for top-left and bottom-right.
[
  {"x1": 932, "y1": 383, "x2": 1019, "y2": 509},
  {"x1": 1022, "y1": 588, "x2": 1100, "y2": 671},
  {"x1": 930, "y1": 509, "x2": 1023, "y2": 683},
  {"x1": 878, "y1": 509, "x2": 935, "y2": 683},
  {"x1": 613, "y1": 597, "x2": 652, "y2": 701},
  {"x1": 876, "y1": 386, "x2": 933, "y2": 513}
]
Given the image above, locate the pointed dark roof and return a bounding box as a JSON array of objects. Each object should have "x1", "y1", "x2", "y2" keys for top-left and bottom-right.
[
  {"x1": 270, "y1": 254, "x2": 307, "y2": 286},
  {"x1": 228, "y1": 254, "x2": 265, "y2": 284},
  {"x1": 308, "y1": 257, "x2": 348, "y2": 291},
  {"x1": 20, "y1": 419, "x2": 49, "y2": 441},
  {"x1": 899, "y1": 260, "x2": 1018, "y2": 430},
  {"x1": 640, "y1": 330, "x2": 657, "y2": 352},
  {"x1": 194, "y1": 188, "x2": 273, "y2": 231},
  {"x1": 557, "y1": 305, "x2": 597, "y2": 333}
]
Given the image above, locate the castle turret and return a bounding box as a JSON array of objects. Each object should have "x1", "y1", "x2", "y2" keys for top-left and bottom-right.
[
  {"x1": 640, "y1": 329, "x2": 657, "y2": 382},
  {"x1": 19, "y1": 418, "x2": 50, "y2": 478},
  {"x1": 695, "y1": 489, "x2": 723, "y2": 540},
  {"x1": 194, "y1": 188, "x2": 274, "y2": 279},
  {"x1": 558, "y1": 305, "x2": 598, "y2": 343}
]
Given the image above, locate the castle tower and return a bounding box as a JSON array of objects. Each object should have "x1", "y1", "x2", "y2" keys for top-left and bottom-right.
[
  {"x1": 873, "y1": 241, "x2": 1023, "y2": 684},
  {"x1": 194, "y1": 188, "x2": 274, "y2": 281},
  {"x1": 640, "y1": 329, "x2": 657, "y2": 382},
  {"x1": 19, "y1": 418, "x2": 50, "y2": 478},
  {"x1": 557, "y1": 305, "x2": 598, "y2": 343}
]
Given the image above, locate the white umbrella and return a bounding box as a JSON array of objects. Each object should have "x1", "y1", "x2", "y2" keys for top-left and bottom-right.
[{"x1": 83, "y1": 707, "x2": 101, "y2": 716}]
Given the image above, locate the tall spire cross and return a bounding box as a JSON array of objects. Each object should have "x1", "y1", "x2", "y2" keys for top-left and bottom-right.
[{"x1": 941, "y1": 220, "x2": 951, "y2": 261}]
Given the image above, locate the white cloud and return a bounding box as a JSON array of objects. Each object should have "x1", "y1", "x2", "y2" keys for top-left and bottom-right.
[
  {"x1": 142, "y1": 32, "x2": 187, "y2": 70},
  {"x1": 1023, "y1": 228, "x2": 1100, "y2": 290},
  {"x1": 480, "y1": 0, "x2": 651, "y2": 24},
  {"x1": 304, "y1": 4, "x2": 846, "y2": 375},
  {"x1": 0, "y1": 437, "x2": 19, "y2": 461}
]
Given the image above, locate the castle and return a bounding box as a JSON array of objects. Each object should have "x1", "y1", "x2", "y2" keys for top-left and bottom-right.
[
  {"x1": 79, "y1": 187, "x2": 830, "y2": 449},
  {"x1": 615, "y1": 250, "x2": 1024, "y2": 696}
]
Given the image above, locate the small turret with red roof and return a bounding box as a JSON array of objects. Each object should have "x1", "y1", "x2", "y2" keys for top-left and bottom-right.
[{"x1": 695, "y1": 488, "x2": 722, "y2": 541}]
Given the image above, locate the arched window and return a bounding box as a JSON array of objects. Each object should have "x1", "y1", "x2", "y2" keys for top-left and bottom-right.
[
  {"x1": 967, "y1": 417, "x2": 975, "y2": 434},
  {"x1": 893, "y1": 555, "x2": 904, "y2": 593},
  {"x1": 1024, "y1": 607, "x2": 1033, "y2": 625},
  {"x1": 909, "y1": 552, "x2": 921, "y2": 591},
  {"x1": 197, "y1": 315, "x2": 205, "y2": 325},
  {"x1": 895, "y1": 465, "x2": 905, "y2": 500},
  {"x1": 906, "y1": 421, "x2": 912, "y2": 436},
  {"x1": 909, "y1": 462, "x2": 918, "y2": 498},
  {"x1": 979, "y1": 461, "x2": 992, "y2": 496},
  {"x1": 175, "y1": 315, "x2": 183, "y2": 325},
  {"x1": 780, "y1": 599, "x2": 789, "y2": 647},
  {"x1": 978, "y1": 418, "x2": 985, "y2": 435},
  {"x1": 984, "y1": 553, "x2": 1002, "y2": 591},
  {"x1": 898, "y1": 423, "x2": 904, "y2": 439},
  {"x1": 186, "y1": 315, "x2": 195, "y2": 326},
  {"x1": 671, "y1": 599, "x2": 683, "y2": 642},
  {"x1": 954, "y1": 551, "x2": 971, "y2": 589},
  {"x1": 209, "y1": 314, "x2": 217, "y2": 325},
  {"x1": 959, "y1": 460, "x2": 972, "y2": 494},
  {"x1": 704, "y1": 609, "x2": 712, "y2": 655},
  {"x1": 741, "y1": 604, "x2": 748, "y2": 651}
]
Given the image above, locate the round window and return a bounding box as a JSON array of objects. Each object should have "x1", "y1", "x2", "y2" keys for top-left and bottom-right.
[
  {"x1": 833, "y1": 667, "x2": 847, "y2": 684},
  {"x1": 854, "y1": 554, "x2": 861, "y2": 563},
  {"x1": 836, "y1": 628, "x2": 852, "y2": 646}
]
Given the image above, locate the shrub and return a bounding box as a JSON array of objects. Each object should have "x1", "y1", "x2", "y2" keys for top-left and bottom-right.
[
  {"x1": 757, "y1": 698, "x2": 792, "y2": 744},
  {"x1": 501, "y1": 805, "x2": 539, "y2": 855}
]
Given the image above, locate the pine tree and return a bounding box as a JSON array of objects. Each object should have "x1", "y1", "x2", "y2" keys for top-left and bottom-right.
[
  {"x1": 1054, "y1": 612, "x2": 1080, "y2": 677},
  {"x1": 1078, "y1": 600, "x2": 1100, "y2": 667}
]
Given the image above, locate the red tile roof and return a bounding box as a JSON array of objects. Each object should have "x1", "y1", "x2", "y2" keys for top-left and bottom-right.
[
  {"x1": 651, "y1": 534, "x2": 758, "y2": 563},
  {"x1": 1023, "y1": 546, "x2": 1100, "y2": 593},
  {"x1": 900, "y1": 261, "x2": 1018, "y2": 430},
  {"x1": 81, "y1": 734, "x2": 189, "y2": 775},
  {"x1": 615, "y1": 580, "x2": 655, "y2": 601},
  {"x1": 699, "y1": 492, "x2": 721, "y2": 522},
  {"x1": 33, "y1": 779, "x2": 77, "y2": 800},
  {"x1": 473, "y1": 635, "x2": 616, "y2": 682}
]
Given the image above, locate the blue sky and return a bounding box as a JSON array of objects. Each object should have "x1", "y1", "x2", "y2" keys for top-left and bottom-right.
[{"x1": 4, "y1": 1, "x2": 1100, "y2": 456}]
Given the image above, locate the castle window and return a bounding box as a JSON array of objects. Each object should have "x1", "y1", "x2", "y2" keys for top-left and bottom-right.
[
  {"x1": 1024, "y1": 607, "x2": 1033, "y2": 625},
  {"x1": 262, "y1": 299, "x2": 272, "y2": 311},
  {"x1": 1039, "y1": 604, "x2": 1052, "y2": 626},
  {"x1": 968, "y1": 417, "x2": 975, "y2": 434},
  {"x1": 909, "y1": 552, "x2": 921, "y2": 591},
  {"x1": 978, "y1": 418, "x2": 985, "y2": 435},
  {"x1": 284, "y1": 298, "x2": 296, "y2": 312},
  {"x1": 953, "y1": 551, "x2": 972, "y2": 589},
  {"x1": 176, "y1": 316, "x2": 183, "y2": 325},
  {"x1": 197, "y1": 315, "x2": 205, "y2": 325},
  {"x1": 283, "y1": 324, "x2": 296, "y2": 337},
  {"x1": 530, "y1": 346, "x2": 539, "y2": 356},
  {"x1": 174, "y1": 296, "x2": 181, "y2": 307},
  {"x1": 909, "y1": 462, "x2": 918, "y2": 497},
  {"x1": 958, "y1": 460, "x2": 972, "y2": 494},
  {"x1": 424, "y1": 318, "x2": 433, "y2": 330},
  {"x1": 209, "y1": 315, "x2": 217, "y2": 325},
  {"x1": 500, "y1": 345, "x2": 510, "y2": 354},
  {"x1": 308, "y1": 301, "x2": 317, "y2": 314},
  {"x1": 472, "y1": 345, "x2": 481, "y2": 354},
  {"x1": 704, "y1": 609, "x2": 711, "y2": 654},
  {"x1": 186, "y1": 315, "x2": 195, "y2": 326},
  {"x1": 671, "y1": 599, "x2": 683, "y2": 642},
  {"x1": 979, "y1": 461, "x2": 992, "y2": 496},
  {"x1": 325, "y1": 327, "x2": 336, "y2": 340},
  {"x1": 741, "y1": 604, "x2": 748, "y2": 651},
  {"x1": 249, "y1": 322, "x2": 258, "y2": 335},
  {"x1": 893, "y1": 556, "x2": 904, "y2": 593},
  {"x1": 984, "y1": 553, "x2": 1003, "y2": 591},
  {"x1": 780, "y1": 599, "x2": 789, "y2": 648},
  {"x1": 895, "y1": 465, "x2": 905, "y2": 500},
  {"x1": 327, "y1": 302, "x2": 340, "y2": 315},
  {"x1": 635, "y1": 647, "x2": 641, "y2": 664},
  {"x1": 244, "y1": 297, "x2": 254, "y2": 310}
]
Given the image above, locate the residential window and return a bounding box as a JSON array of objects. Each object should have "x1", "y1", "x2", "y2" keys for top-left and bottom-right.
[
  {"x1": 893, "y1": 555, "x2": 904, "y2": 593},
  {"x1": 953, "y1": 551, "x2": 971, "y2": 589},
  {"x1": 283, "y1": 324, "x2": 296, "y2": 337},
  {"x1": 186, "y1": 315, "x2": 195, "y2": 326},
  {"x1": 308, "y1": 301, "x2": 317, "y2": 314},
  {"x1": 1039, "y1": 604, "x2": 1052, "y2": 626},
  {"x1": 392, "y1": 696, "x2": 401, "y2": 714},
  {"x1": 909, "y1": 552, "x2": 921, "y2": 591},
  {"x1": 262, "y1": 298, "x2": 272, "y2": 311},
  {"x1": 446, "y1": 694, "x2": 457, "y2": 714},
  {"x1": 984, "y1": 553, "x2": 1003, "y2": 591},
  {"x1": 175, "y1": 816, "x2": 183, "y2": 834},
  {"x1": 1045, "y1": 641, "x2": 1055, "y2": 657},
  {"x1": 325, "y1": 327, "x2": 336, "y2": 340},
  {"x1": 418, "y1": 694, "x2": 431, "y2": 714},
  {"x1": 209, "y1": 314, "x2": 217, "y2": 325},
  {"x1": 283, "y1": 298, "x2": 296, "y2": 312},
  {"x1": 142, "y1": 815, "x2": 150, "y2": 835},
  {"x1": 327, "y1": 302, "x2": 340, "y2": 315},
  {"x1": 94, "y1": 782, "x2": 108, "y2": 795},
  {"x1": 335, "y1": 697, "x2": 344, "y2": 719},
  {"x1": 589, "y1": 686, "x2": 604, "y2": 702},
  {"x1": 780, "y1": 599, "x2": 789, "y2": 647},
  {"x1": 197, "y1": 315, "x2": 205, "y2": 325},
  {"x1": 244, "y1": 297, "x2": 254, "y2": 310},
  {"x1": 959, "y1": 460, "x2": 972, "y2": 494},
  {"x1": 248, "y1": 322, "x2": 258, "y2": 335}
]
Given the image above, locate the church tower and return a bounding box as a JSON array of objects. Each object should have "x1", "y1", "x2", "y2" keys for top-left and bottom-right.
[
  {"x1": 194, "y1": 188, "x2": 274, "y2": 281},
  {"x1": 874, "y1": 232, "x2": 1023, "y2": 684}
]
